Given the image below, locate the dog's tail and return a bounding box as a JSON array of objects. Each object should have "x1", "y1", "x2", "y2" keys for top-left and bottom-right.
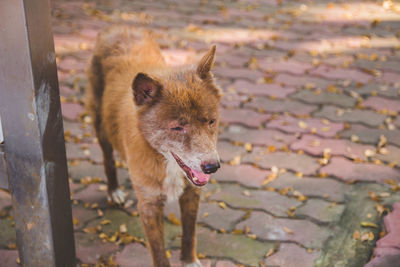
[{"x1": 85, "y1": 47, "x2": 104, "y2": 130}]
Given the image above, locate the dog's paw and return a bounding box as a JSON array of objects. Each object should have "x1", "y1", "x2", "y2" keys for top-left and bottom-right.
[
  {"x1": 107, "y1": 188, "x2": 126, "y2": 205},
  {"x1": 183, "y1": 259, "x2": 203, "y2": 267}
]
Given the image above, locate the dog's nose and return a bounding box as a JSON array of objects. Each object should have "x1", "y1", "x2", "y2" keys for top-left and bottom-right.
[{"x1": 201, "y1": 161, "x2": 220, "y2": 174}]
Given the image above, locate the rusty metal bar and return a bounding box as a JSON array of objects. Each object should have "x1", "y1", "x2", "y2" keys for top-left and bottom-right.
[
  {"x1": 0, "y1": 0, "x2": 76, "y2": 266},
  {"x1": 0, "y1": 144, "x2": 7, "y2": 190}
]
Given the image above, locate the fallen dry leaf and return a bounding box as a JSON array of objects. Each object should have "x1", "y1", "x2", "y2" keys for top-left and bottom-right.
[
  {"x1": 360, "y1": 222, "x2": 378, "y2": 228},
  {"x1": 218, "y1": 202, "x2": 227, "y2": 209},
  {"x1": 167, "y1": 212, "x2": 181, "y2": 225},
  {"x1": 266, "y1": 248, "x2": 275, "y2": 257},
  {"x1": 244, "y1": 142, "x2": 253, "y2": 152},
  {"x1": 282, "y1": 226, "x2": 294, "y2": 235},
  {"x1": 353, "y1": 230, "x2": 361, "y2": 240},
  {"x1": 120, "y1": 224, "x2": 127, "y2": 233}
]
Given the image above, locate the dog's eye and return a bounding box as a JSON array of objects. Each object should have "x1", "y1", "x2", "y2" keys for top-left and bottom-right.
[
  {"x1": 171, "y1": 126, "x2": 184, "y2": 131},
  {"x1": 209, "y1": 119, "x2": 215, "y2": 125}
]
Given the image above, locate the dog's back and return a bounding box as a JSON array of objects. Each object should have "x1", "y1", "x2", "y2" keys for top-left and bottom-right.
[
  {"x1": 86, "y1": 26, "x2": 166, "y2": 155},
  {"x1": 86, "y1": 26, "x2": 164, "y2": 114}
]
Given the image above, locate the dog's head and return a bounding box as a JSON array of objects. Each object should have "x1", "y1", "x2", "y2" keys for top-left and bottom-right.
[{"x1": 132, "y1": 46, "x2": 221, "y2": 186}]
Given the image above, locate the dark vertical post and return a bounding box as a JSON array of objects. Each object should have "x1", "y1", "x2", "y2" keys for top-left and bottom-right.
[{"x1": 0, "y1": 0, "x2": 76, "y2": 266}]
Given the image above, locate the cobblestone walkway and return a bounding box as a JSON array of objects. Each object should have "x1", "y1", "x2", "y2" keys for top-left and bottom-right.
[{"x1": 1, "y1": 0, "x2": 400, "y2": 266}]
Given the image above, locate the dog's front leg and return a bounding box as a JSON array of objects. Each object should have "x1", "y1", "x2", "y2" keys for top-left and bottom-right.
[
  {"x1": 136, "y1": 189, "x2": 170, "y2": 267},
  {"x1": 179, "y1": 185, "x2": 202, "y2": 267}
]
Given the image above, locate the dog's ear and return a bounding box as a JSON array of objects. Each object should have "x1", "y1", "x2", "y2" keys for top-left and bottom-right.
[
  {"x1": 132, "y1": 73, "x2": 162, "y2": 106},
  {"x1": 197, "y1": 45, "x2": 216, "y2": 80}
]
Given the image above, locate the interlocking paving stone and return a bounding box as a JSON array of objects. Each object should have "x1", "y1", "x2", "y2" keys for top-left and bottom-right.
[
  {"x1": 394, "y1": 116, "x2": 400, "y2": 128},
  {"x1": 242, "y1": 148, "x2": 321, "y2": 175},
  {"x1": 341, "y1": 124, "x2": 400, "y2": 146},
  {"x1": 374, "y1": 145, "x2": 400, "y2": 164},
  {"x1": 0, "y1": 216, "x2": 16, "y2": 249},
  {"x1": 0, "y1": 250, "x2": 19, "y2": 267},
  {"x1": 209, "y1": 184, "x2": 302, "y2": 217},
  {"x1": 0, "y1": 190, "x2": 11, "y2": 214},
  {"x1": 58, "y1": 57, "x2": 87, "y2": 72},
  {"x1": 198, "y1": 203, "x2": 246, "y2": 231},
  {"x1": 309, "y1": 65, "x2": 373, "y2": 83},
  {"x1": 380, "y1": 71, "x2": 400, "y2": 84},
  {"x1": 313, "y1": 105, "x2": 387, "y2": 127},
  {"x1": 68, "y1": 160, "x2": 107, "y2": 180},
  {"x1": 266, "y1": 173, "x2": 348, "y2": 202},
  {"x1": 237, "y1": 211, "x2": 331, "y2": 248},
  {"x1": 220, "y1": 92, "x2": 249, "y2": 108},
  {"x1": 72, "y1": 184, "x2": 109, "y2": 204},
  {"x1": 365, "y1": 254, "x2": 400, "y2": 267},
  {"x1": 267, "y1": 115, "x2": 344, "y2": 137},
  {"x1": 295, "y1": 199, "x2": 345, "y2": 223},
  {"x1": 258, "y1": 59, "x2": 313, "y2": 75},
  {"x1": 245, "y1": 97, "x2": 318, "y2": 115},
  {"x1": 215, "y1": 260, "x2": 237, "y2": 267},
  {"x1": 218, "y1": 54, "x2": 249, "y2": 68},
  {"x1": 65, "y1": 143, "x2": 103, "y2": 163},
  {"x1": 168, "y1": 250, "x2": 212, "y2": 267},
  {"x1": 63, "y1": 121, "x2": 91, "y2": 139},
  {"x1": 231, "y1": 79, "x2": 296, "y2": 98},
  {"x1": 274, "y1": 73, "x2": 332, "y2": 89},
  {"x1": 71, "y1": 205, "x2": 98, "y2": 229},
  {"x1": 60, "y1": 85, "x2": 76, "y2": 97},
  {"x1": 61, "y1": 102, "x2": 84, "y2": 121},
  {"x1": 68, "y1": 160, "x2": 130, "y2": 185},
  {"x1": 75, "y1": 232, "x2": 119, "y2": 264},
  {"x1": 291, "y1": 90, "x2": 357, "y2": 108},
  {"x1": 172, "y1": 226, "x2": 273, "y2": 266},
  {"x1": 219, "y1": 108, "x2": 271, "y2": 128},
  {"x1": 219, "y1": 125, "x2": 298, "y2": 147},
  {"x1": 290, "y1": 134, "x2": 375, "y2": 160},
  {"x1": 377, "y1": 203, "x2": 400, "y2": 249},
  {"x1": 348, "y1": 83, "x2": 400, "y2": 98},
  {"x1": 264, "y1": 243, "x2": 320, "y2": 267},
  {"x1": 214, "y1": 67, "x2": 263, "y2": 81},
  {"x1": 216, "y1": 141, "x2": 247, "y2": 163},
  {"x1": 114, "y1": 243, "x2": 152, "y2": 267},
  {"x1": 212, "y1": 164, "x2": 269, "y2": 188},
  {"x1": 320, "y1": 157, "x2": 400, "y2": 183},
  {"x1": 363, "y1": 96, "x2": 400, "y2": 113},
  {"x1": 164, "y1": 200, "x2": 245, "y2": 231}
]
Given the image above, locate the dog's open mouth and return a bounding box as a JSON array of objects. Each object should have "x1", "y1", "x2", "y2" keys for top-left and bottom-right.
[{"x1": 171, "y1": 152, "x2": 210, "y2": 186}]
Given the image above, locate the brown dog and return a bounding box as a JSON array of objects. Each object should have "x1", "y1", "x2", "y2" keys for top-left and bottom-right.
[{"x1": 86, "y1": 26, "x2": 221, "y2": 266}]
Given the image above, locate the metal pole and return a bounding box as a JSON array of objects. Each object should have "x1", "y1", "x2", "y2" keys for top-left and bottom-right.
[{"x1": 0, "y1": 0, "x2": 76, "y2": 266}]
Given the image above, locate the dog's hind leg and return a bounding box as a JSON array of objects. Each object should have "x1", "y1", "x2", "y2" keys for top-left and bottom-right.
[
  {"x1": 87, "y1": 55, "x2": 125, "y2": 204},
  {"x1": 179, "y1": 186, "x2": 202, "y2": 267},
  {"x1": 94, "y1": 118, "x2": 125, "y2": 204}
]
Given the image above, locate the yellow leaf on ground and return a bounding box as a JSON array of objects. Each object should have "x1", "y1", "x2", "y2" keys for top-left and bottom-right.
[
  {"x1": 353, "y1": 230, "x2": 361, "y2": 240},
  {"x1": 232, "y1": 229, "x2": 244, "y2": 235},
  {"x1": 282, "y1": 226, "x2": 294, "y2": 235},
  {"x1": 165, "y1": 250, "x2": 171, "y2": 259},
  {"x1": 298, "y1": 121, "x2": 308, "y2": 129},
  {"x1": 100, "y1": 219, "x2": 111, "y2": 225},
  {"x1": 120, "y1": 224, "x2": 127, "y2": 233},
  {"x1": 361, "y1": 222, "x2": 378, "y2": 228},
  {"x1": 266, "y1": 248, "x2": 275, "y2": 257},
  {"x1": 218, "y1": 202, "x2": 227, "y2": 209},
  {"x1": 244, "y1": 142, "x2": 253, "y2": 152},
  {"x1": 167, "y1": 213, "x2": 182, "y2": 225}
]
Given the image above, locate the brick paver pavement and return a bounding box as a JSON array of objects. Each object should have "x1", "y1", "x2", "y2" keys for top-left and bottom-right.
[{"x1": 1, "y1": 0, "x2": 400, "y2": 266}]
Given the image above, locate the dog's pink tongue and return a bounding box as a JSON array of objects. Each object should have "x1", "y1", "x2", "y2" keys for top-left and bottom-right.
[{"x1": 192, "y1": 169, "x2": 211, "y2": 183}]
